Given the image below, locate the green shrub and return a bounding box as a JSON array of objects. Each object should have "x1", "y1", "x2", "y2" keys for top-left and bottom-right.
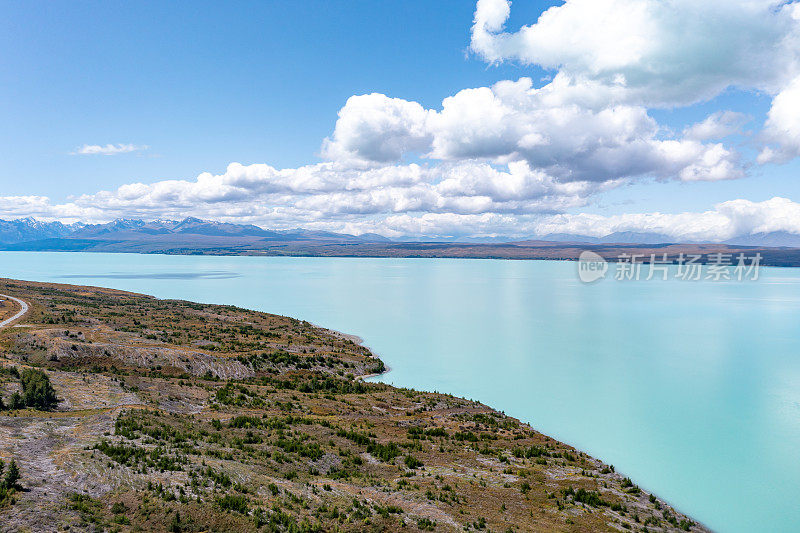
[
  {"x1": 573, "y1": 488, "x2": 608, "y2": 507},
  {"x1": 0, "y1": 460, "x2": 21, "y2": 507},
  {"x1": 20, "y1": 369, "x2": 58, "y2": 410},
  {"x1": 8, "y1": 392, "x2": 23, "y2": 410},
  {"x1": 216, "y1": 493, "x2": 249, "y2": 514},
  {"x1": 3, "y1": 460, "x2": 20, "y2": 490},
  {"x1": 404, "y1": 455, "x2": 423, "y2": 469},
  {"x1": 417, "y1": 517, "x2": 436, "y2": 530}
]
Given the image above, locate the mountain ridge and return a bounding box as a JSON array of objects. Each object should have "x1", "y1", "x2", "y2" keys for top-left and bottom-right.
[
  {"x1": 3, "y1": 217, "x2": 800, "y2": 249},
  {"x1": 0, "y1": 217, "x2": 391, "y2": 246}
]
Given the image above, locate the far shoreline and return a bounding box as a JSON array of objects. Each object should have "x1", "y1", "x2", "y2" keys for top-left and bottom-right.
[{"x1": 1, "y1": 247, "x2": 798, "y2": 268}]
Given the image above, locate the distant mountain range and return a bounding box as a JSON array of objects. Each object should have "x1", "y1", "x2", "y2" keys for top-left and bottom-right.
[
  {"x1": 722, "y1": 231, "x2": 800, "y2": 247},
  {"x1": 536, "y1": 231, "x2": 676, "y2": 245},
  {"x1": 0, "y1": 218, "x2": 79, "y2": 244},
  {"x1": 64, "y1": 217, "x2": 391, "y2": 242},
  {"x1": 0, "y1": 217, "x2": 390, "y2": 253},
  {"x1": 2, "y1": 217, "x2": 800, "y2": 252}
]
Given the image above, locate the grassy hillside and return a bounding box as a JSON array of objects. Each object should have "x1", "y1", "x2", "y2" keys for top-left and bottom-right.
[
  {"x1": 0, "y1": 297, "x2": 20, "y2": 323},
  {"x1": 0, "y1": 279, "x2": 705, "y2": 532}
]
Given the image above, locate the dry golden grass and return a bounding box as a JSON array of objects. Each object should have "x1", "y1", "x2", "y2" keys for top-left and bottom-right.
[{"x1": 0, "y1": 296, "x2": 20, "y2": 322}]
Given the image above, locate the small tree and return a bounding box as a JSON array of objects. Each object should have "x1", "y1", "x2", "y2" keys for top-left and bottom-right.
[
  {"x1": 2, "y1": 460, "x2": 19, "y2": 490},
  {"x1": 0, "y1": 459, "x2": 21, "y2": 506},
  {"x1": 8, "y1": 392, "x2": 23, "y2": 410},
  {"x1": 20, "y1": 369, "x2": 58, "y2": 410},
  {"x1": 170, "y1": 510, "x2": 182, "y2": 533}
]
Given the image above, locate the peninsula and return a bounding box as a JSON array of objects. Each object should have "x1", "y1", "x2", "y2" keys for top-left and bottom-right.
[{"x1": 0, "y1": 279, "x2": 704, "y2": 532}]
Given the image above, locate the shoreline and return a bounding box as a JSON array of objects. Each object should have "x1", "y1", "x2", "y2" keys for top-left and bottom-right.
[
  {"x1": 329, "y1": 329, "x2": 706, "y2": 531},
  {"x1": 2, "y1": 246, "x2": 800, "y2": 268},
  {"x1": 310, "y1": 321, "x2": 393, "y2": 381},
  {"x1": 259, "y1": 303, "x2": 706, "y2": 529},
  {"x1": 306, "y1": 303, "x2": 707, "y2": 530},
  {"x1": 0, "y1": 277, "x2": 708, "y2": 531}
]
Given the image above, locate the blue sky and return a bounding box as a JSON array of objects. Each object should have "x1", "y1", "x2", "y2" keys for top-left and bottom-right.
[
  {"x1": 3, "y1": 0, "x2": 800, "y2": 240},
  {"x1": 1, "y1": 1, "x2": 556, "y2": 197}
]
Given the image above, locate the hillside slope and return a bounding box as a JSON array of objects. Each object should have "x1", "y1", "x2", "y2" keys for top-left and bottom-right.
[{"x1": 0, "y1": 279, "x2": 705, "y2": 532}]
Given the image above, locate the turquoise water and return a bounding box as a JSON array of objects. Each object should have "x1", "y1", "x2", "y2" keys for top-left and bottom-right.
[{"x1": 1, "y1": 251, "x2": 799, "y2": 532}]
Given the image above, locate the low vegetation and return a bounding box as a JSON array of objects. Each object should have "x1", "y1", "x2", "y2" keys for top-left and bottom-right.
[
  {"x1": 0, "y1": 278, "x2": 705, "y2": 532},
  {"x1": 0, "y1": 458, "x2": 21, "y2": 507},
  {"x1": 0, "y1": 366, "x2": 58, "y2": 411}
]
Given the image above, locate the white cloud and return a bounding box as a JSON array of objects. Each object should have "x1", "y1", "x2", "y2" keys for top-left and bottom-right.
[
  {"x1": 73, "y1": 143, "x2": 148, "y2": 156},
  {"x1": 536, "y1": 197, "x2": 800, "y2": 242},
  {"x1": 67, "y1": 160, "x2": 602, "y2": 218},
  {"x1": 304, "y1": 197, "x2": 800, "y2": 241},
  {"x1": 469, "y1": 0, "x2": 800, "y2": 166},
  {"x1": 684, "y1": 111, "x2": 751, "y2": 141},
  {"x1": 0, "y1": 195, "x2": 104, "y2": 222},
  {"x1": 0, "y1": 156, "x2": 612, "y2": 233},
  {"x1": 9, "y1": 1, "x2": 800, "y2": 242},
  {"x1": 6, "y1": 183, "x2": 800, "y2": 242},
  {"x1": 321, "y1": 94, "x2": 432, "y2": 163},
  {"x1": 324, "y1": 78, "x2": 743, "y2": 183},
  {"x1": 759, "y1": 75, "x2": 800, "y2": 163},
  {"x1": 470, "y1": 0, "x2": 800, "y2": 106}
]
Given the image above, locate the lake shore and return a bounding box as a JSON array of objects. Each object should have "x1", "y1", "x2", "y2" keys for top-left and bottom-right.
[{"x1": 0, "y1": 277, "x2": 706, "y2": 532}]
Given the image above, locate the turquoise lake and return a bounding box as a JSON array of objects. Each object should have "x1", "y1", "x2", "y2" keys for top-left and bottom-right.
[{"x1": 1, "y1": 251, "x2": 799, "y2": 532}]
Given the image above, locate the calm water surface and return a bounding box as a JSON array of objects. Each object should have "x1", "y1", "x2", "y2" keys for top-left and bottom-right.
[{"x1": 1, "y1": 251, "x2": 799, "y2": 532}]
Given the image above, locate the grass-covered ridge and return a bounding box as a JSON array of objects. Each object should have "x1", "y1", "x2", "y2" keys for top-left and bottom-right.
[{"x1": 0, "y1": 278, "x2": 704, "y2": 532}]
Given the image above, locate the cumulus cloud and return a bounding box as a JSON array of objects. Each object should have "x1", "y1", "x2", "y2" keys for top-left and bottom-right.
[
  {"x1": 0, "y1": 195, "x2": 104, "y2": 222},
  {"x1": 10, "y1": 1, "x2": 800, "y2": 241},
  {"x1": 324, "y1": 78, "x2": 743, "y2": 182},
  {"x1": 470, "y1": 0, "x2": 800, "y2": 106},
  {"x1": 73, "y1": 143, "x2": 148, "y2": 156},
  {"x1": 300, "y1": 196, "x2": 800, "y2": 241},
  {"x1": 0, "y1": 155, "x2": 614, "y2": 235},
  {"x1": 6, "y1": 182, "x2": 800, "y2": 242},
  {"x1": 759, "y1": 75, "x2": 800, "y2": 163},
  {"x1": 535, "y1": 197, "x2": 800, "y2": 242},
  {"x1": 321, "y1": 94, "x2": 432, "y2": 163},
  {"x1": 684, "y1": 111, "x2": 751, "y2": 141},
  {"x1": 470, "y1": 0, "x2": 800, "y2": 165},
  {"x1": 67, "y1": 160, "x2": 602, "y2": 219}
]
